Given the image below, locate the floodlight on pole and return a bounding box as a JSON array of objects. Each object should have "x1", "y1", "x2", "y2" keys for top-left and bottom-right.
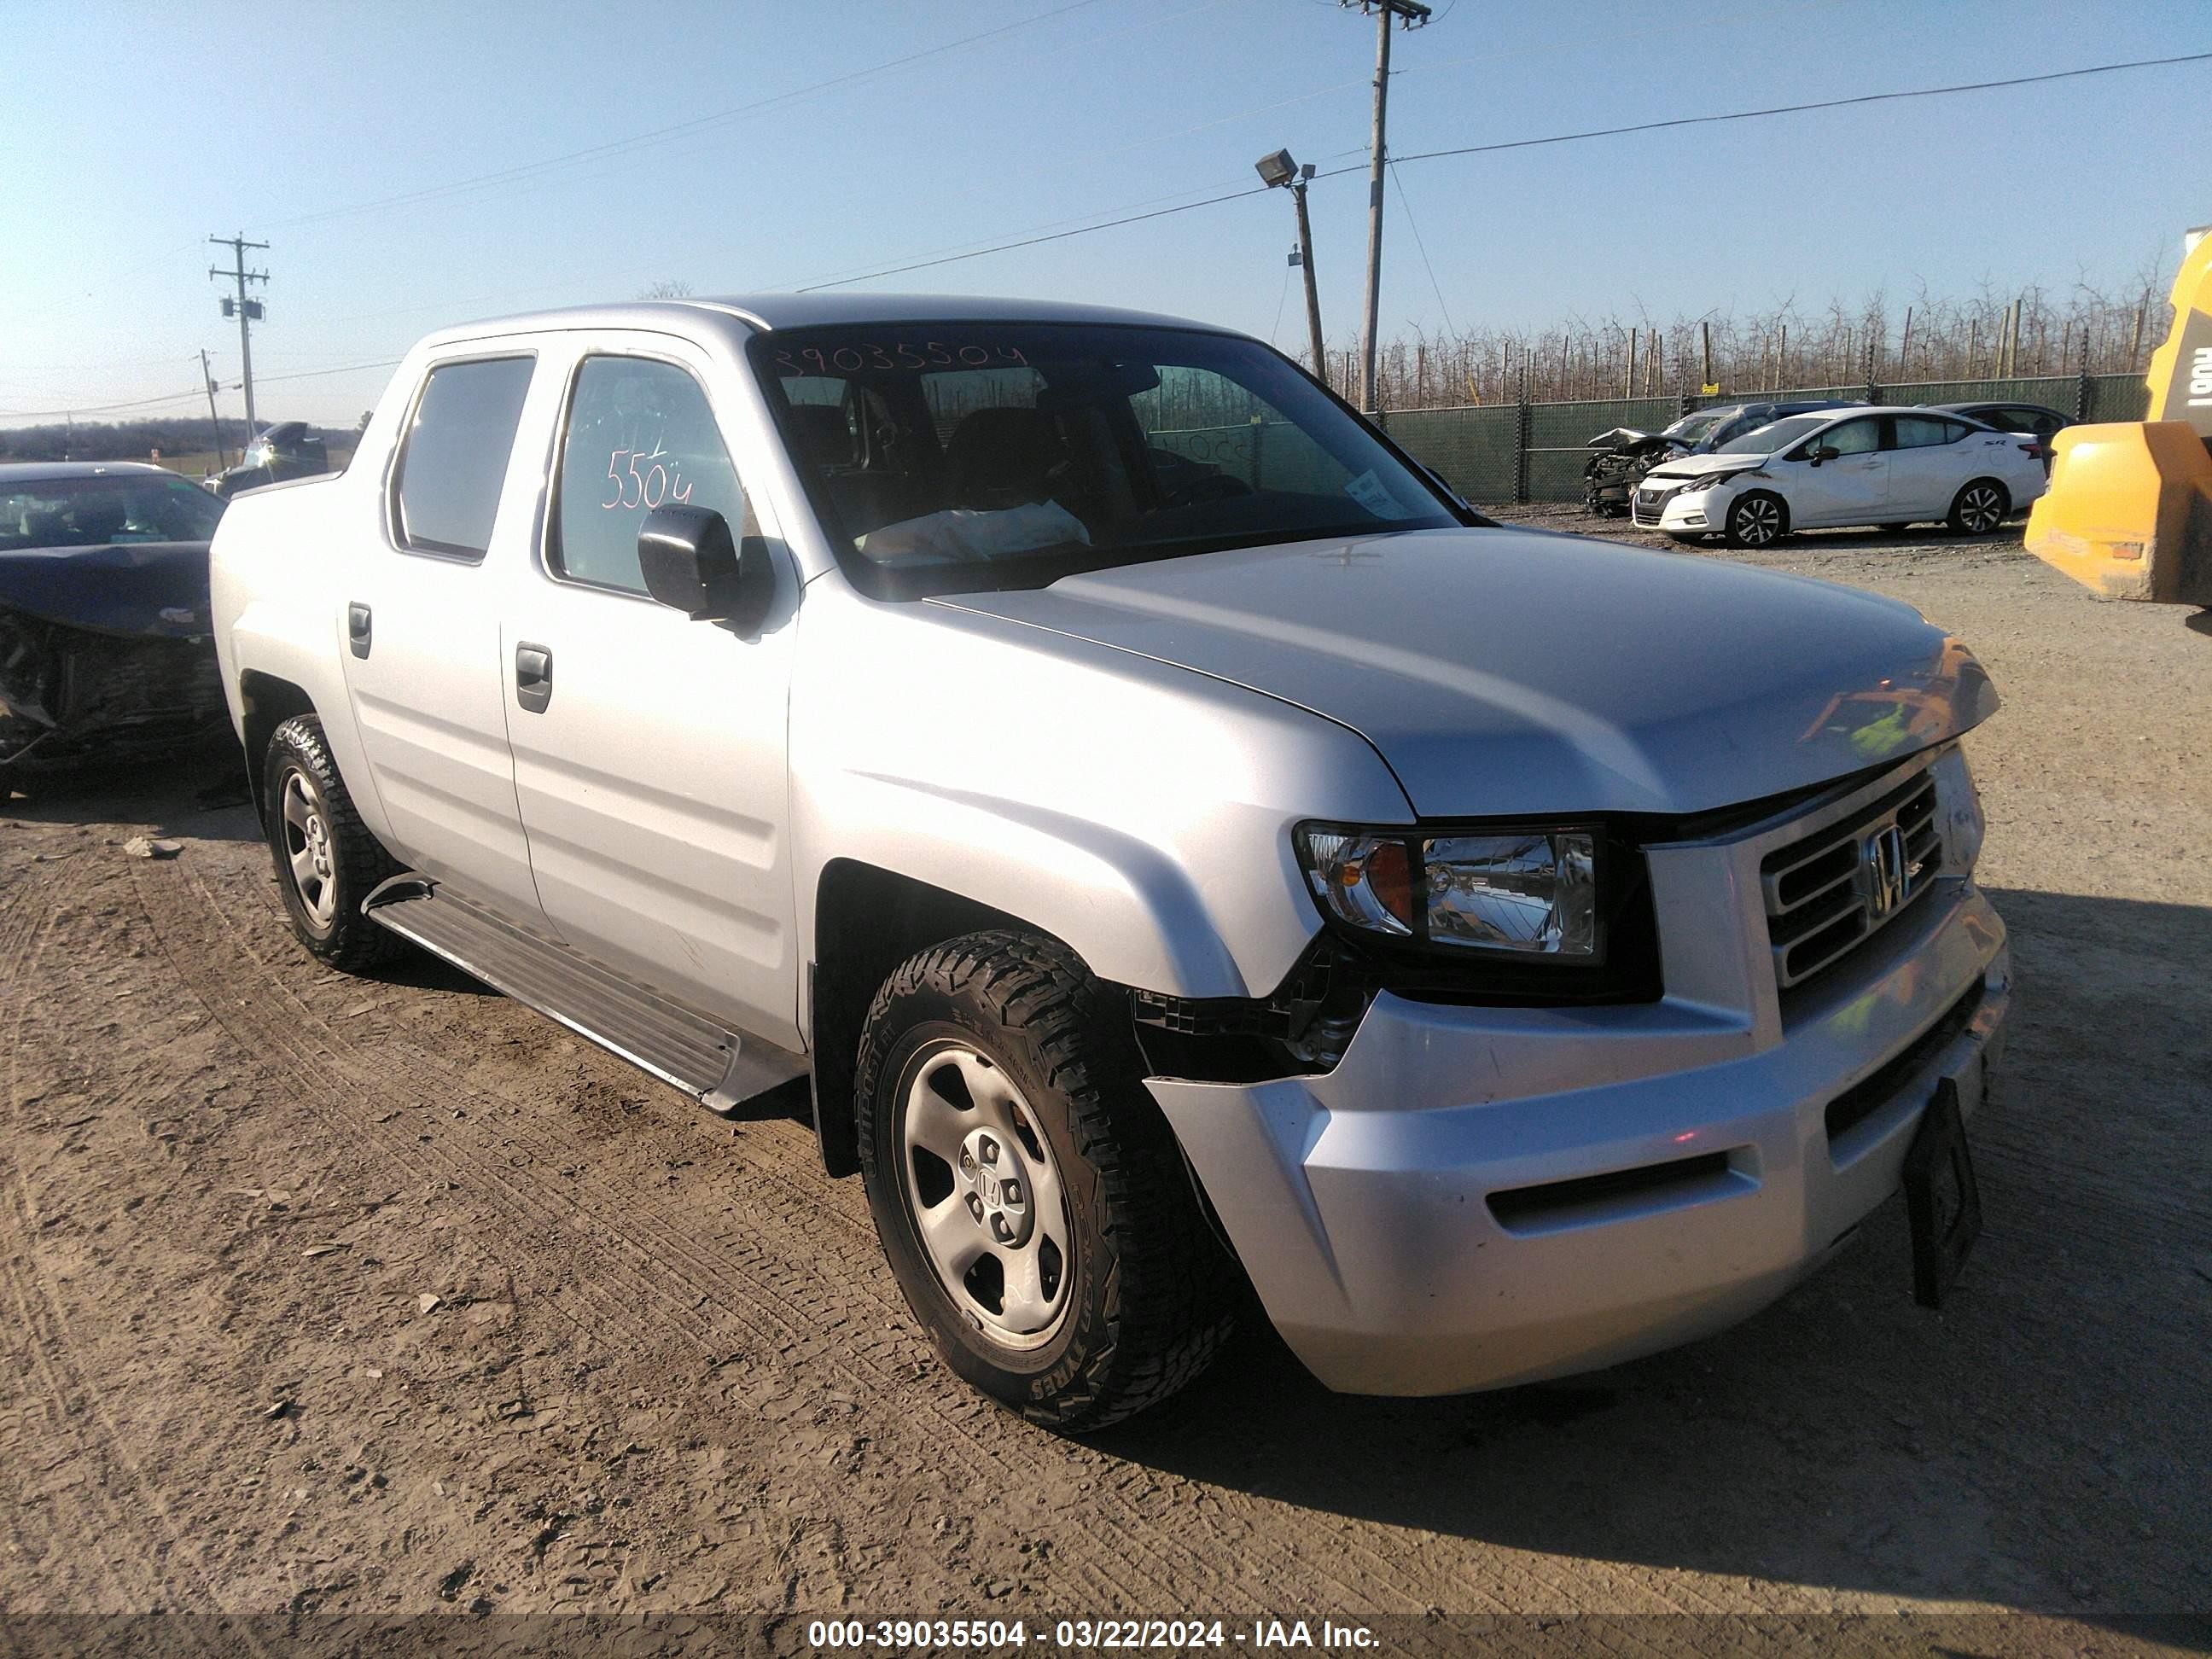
[{"x1": 1256, "y1": 148, "x2": 1329, "y2": 390}]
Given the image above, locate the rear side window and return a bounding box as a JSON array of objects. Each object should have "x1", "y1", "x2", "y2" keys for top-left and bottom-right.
[
  {"x1": 392, "y1": 356, "x2": 535, "y2": 558},
  {"x1": 1890, "y1": 416, "x2": 1968, "y2": 449},
  {"x1": 552, "y1": 356, "x2": 748, "y2": 595}
]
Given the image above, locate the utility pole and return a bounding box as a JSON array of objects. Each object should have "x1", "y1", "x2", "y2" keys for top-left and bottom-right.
[
  {"x1": 1344, "y1": 0, "x2": 1429, "y2": 415},
  {"x1": 199, "y1": 350, "x2": 230, "y2": 469},
  {"x1": 208, "y1": 233, "x2": 270, "y2": 434}
]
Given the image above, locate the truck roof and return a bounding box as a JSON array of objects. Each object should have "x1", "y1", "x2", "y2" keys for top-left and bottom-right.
[{"x1": 422, "y1": 292, "x2": 1242, "y2": 350}]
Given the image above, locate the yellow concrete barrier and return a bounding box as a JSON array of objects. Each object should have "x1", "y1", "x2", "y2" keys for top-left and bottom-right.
[{"x1": 2025, "y1": 421, "x2": 2212, "y2": 604}]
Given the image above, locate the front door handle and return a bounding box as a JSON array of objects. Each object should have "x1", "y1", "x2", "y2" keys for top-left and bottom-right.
[
  {"x1": 347, "y1": 602, "x2": 372, "y2": 659},
  {"x1": 515, "y1": 642, "x2": 553, "y2": 713}
]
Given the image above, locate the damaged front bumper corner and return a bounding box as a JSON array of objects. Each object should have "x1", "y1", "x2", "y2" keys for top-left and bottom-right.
[{"x1": 0, "y1": 607, "x2": 229, "y2": 771}]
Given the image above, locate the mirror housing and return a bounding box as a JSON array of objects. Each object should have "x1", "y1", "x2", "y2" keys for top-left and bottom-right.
[
  {"x1": 1807, "y1": 443, "x2": 1841, "y2": 466},
  {"x1": 637, "y1": 505, "x2": 773, "y2": 631}
]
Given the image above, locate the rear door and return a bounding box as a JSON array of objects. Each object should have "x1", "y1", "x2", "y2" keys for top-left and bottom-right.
[
  {"x1": 1887, "y1": 415, "x2": 1999, "y2": 517},
  {"x1": 337, "y1": 351, "x2": 551, "y2": 925},
  {"x1": 1785, "y1": 415, "x2": 1886, "y2": 524},
  {"x1": 500, "y1": 336, "x2": 802, "y2": 1046}
]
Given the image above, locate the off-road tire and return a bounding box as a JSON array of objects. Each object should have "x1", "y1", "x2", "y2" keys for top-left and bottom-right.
[
  {"x1": 1947, "y1": 479, "x2": 2009, "y2": 536},
  {"x1": 264, "y1": 715, "x2": 407, "y2": 973},
  {"x1": 1725, "y1": 491, "x2": 1789, "y2": 549},
  {"x1": 854, "y1": 930, "x2": 1236, "y2": 1432}
]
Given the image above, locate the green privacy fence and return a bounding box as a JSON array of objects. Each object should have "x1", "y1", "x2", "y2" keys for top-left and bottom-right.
[{"x1": 1377, "y1": 372, "x2": 2151, "y2": 507}]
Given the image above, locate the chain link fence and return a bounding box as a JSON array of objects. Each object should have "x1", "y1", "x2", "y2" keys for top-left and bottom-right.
[{"x1": 1378, "y1": 372, "x2": 2151, "y2": 507}]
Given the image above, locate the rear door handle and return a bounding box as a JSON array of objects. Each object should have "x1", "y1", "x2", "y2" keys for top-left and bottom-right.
[
  {"x1": 515, "y1": 642, "x2": 553, "y2": 713},
  {"x1": 346, "y1": 602, "x2": 372, "y2": 659}
]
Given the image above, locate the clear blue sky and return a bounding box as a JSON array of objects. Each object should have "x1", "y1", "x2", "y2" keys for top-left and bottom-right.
[{"x1": 4, "y1": 0, "x2": 2205, "y2": 428}]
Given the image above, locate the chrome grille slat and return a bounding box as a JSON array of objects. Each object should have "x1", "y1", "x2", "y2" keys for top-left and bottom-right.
[{"x1": 1760, "y1": 766, "x2": 1943, "y2": 992}]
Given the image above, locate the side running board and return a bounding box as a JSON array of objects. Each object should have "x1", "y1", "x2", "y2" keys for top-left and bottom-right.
[{"x1": 362, "y1": 875, "x2": 809, "y2": 1116}]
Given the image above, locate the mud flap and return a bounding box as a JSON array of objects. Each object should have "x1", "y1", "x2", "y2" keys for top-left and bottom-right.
[{"x1": 1903, "y1": 1075, "x2": 1982, "y2": 1309}]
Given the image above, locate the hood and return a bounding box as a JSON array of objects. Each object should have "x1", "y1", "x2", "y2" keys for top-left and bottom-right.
[
  {"x1": 1644, "y1": 451, "x2": 1774, "y2": 480},
  {"x1": 0, "y1": 542, "x2": 214, "y2": 637},
  {"x1": 929, "y1": 528, "x2": 1997, "y2": 818},
  {"x1": 1585, "y1": 427, "x2": 1686, "y2": 454}
]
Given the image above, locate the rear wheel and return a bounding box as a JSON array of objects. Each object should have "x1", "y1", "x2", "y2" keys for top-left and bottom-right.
[
  {"x1": 854, "y1": 930, "x2": 1235, "y2": 1432},
  {"x1": 264, "y1": 715, "x2": 405, "y2": 972},
  {"x1": 1725, "y1": 491, "x2": 1788, "y2": 549},
  {"x1": 1947, "y1": 480, "x2": 2009, "y2": 535}
]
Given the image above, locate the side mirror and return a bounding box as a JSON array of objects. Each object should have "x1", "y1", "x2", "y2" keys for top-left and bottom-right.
[
  {"x1": 1806, "y1": 444, "x2": 1840, "y2": 467},
  {"x1": 637, "y1": 504, "x2": 773, "y2": 632}
]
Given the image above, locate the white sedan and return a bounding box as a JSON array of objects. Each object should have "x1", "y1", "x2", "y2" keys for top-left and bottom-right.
[{"x1": 1630, "y1": 405, "x2": 2048, "y2": 547}]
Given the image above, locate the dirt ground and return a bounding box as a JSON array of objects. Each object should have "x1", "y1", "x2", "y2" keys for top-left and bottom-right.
[{"x1": 1, "y1": 515, "x2": 2206, "y2": 1652}]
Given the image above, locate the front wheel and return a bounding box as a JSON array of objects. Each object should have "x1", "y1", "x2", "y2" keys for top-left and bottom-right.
[
  {"x1": 1947, "y1": 480, "x2": 2009, "y2": 536},
  {"x1": 264, "y1": 715, "x2": 406, "y2": 972},
  {"x1": 1725, "y1": 491, "x2": 1789, "y2": 549},
  {"x1": 854, "y1": 931, "x2": 1235, "y2": 1432}
]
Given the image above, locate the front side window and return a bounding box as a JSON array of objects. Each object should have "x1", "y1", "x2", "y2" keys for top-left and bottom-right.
[
  {"x1": 749, "y1": 323, "x2": 1462, "y2": 597},
  {"x1": 1820, "y1": 418, "x2": 1882, "y2": 457},
  {"x1": 392, "y1": 356, "x2": 535, "y2": 558},
  {"x1": 552, "y1": 356, "x2": 748, "y2": 595}
]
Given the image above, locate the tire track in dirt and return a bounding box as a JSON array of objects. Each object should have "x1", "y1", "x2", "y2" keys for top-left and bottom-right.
[
  {"x1": 131, "y1": 856, "x2": 1321, "y2": 1614},
  {"x1": 0, "y1": 859, "x2": 266, "y2": 1647}
]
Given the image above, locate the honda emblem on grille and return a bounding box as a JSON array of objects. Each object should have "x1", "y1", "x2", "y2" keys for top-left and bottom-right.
[{"x1": 1861, "y1": 824, "x2": 1909, "y2": 917}]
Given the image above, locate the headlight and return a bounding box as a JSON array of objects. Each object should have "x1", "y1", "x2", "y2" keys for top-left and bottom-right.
[
  {"x1": 1296, "y1": 825, "x2": 1601, "y2": 958},
  {"x1": 1685, "y1": 469, "x2": 1744, "y2": 493}
]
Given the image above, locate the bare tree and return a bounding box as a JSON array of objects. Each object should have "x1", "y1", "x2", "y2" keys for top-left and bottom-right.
[{"x1": 1353, "y1": 273, "x2": 2174, "y2": 409}]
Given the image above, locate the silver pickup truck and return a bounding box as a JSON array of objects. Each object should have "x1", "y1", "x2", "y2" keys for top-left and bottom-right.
[{"x1": 210, "y1": 294, "x2": 2009, "y2": 1430}]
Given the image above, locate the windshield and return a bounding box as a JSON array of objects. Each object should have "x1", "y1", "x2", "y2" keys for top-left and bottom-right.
[
  {"x1": 1715, "y1": 415, "x2": 1828, "y2": 456},
  {"x1": 1662, "y1": 411, "x2": 1726, "y2": 445},
  {"x1": 0, "y1": 472, "x2": 226, "y2": 550},
  {"x1": 749, "y1": 323, "x2": 1463, "y2": 596}
]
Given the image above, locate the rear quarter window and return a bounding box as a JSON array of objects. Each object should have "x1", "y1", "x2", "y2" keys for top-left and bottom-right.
[{"x1": 391, "y1": 356, "x2": 536, "y2": 559}]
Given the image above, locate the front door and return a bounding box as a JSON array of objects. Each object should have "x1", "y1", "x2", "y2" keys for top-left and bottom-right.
[
  {"x1": 502, "y1": 341, "x2": 800, "y2": 1047},
  {"x1": 338, "y1": 352, "x2": 548, "y2": 925},
  {"x1": 1786, "y1": 414, "x2": 1888, "y2": 525}
]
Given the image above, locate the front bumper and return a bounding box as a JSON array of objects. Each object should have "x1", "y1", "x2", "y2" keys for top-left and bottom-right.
[
  {"x1": 1632, "y1": 482, "x2": 1730, "y2": 532},
  {"x1": 1149, "y1": 780, "x2": 2009, "y2": 1397}
]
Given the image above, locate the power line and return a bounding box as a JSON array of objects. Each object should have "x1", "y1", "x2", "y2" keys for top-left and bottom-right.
[
  {"x1": 1371, "y1": 50, "x2": 2212, "y2": 172},
  {"x1": 265, "y1": 1, "x2": 1116, "y2": 233},
  {"x1": 1387, "y1": 160, "x2": 1454, "y2": 338},
  {"x1": 0, "y1": 387, "x2": 209, "y2": 421},
  {"x1": 0, "y1": 358, "x2": 401, "y2": 422},
  {"x1": 795, "y1": 184, "x2": 1272, "y2": 290},
  {"x1": 796, "y1": 50, "x2": 2212, "y2": 292},
  {"x1": 252, "y1": 358, "x2": 404, "y2": 385}
]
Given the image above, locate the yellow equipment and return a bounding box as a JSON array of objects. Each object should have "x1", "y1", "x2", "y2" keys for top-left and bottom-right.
[{"x1": 2026, "y1": 226, "x2": 2212, "y2": 605}]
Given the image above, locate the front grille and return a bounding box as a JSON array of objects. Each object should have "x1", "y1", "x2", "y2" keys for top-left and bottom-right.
[
  {"x1": 1761, "y1": 766, "x2": 1942, "y2": 991},
  {"x1": 1631, "y1": 483, "x2": 1675, "y2": 525}
]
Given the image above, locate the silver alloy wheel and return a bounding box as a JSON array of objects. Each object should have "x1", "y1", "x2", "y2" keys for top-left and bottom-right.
[
  {"x1": 1732, "y1": 495, "x2": 1783, "y2": 545},
  {"x1": 897, "y1": 1039, "x2": 1074, "y2": 1350},
  {"x1": 1959, "y1": 484, "x2": 2005, "y2": 533},
  {"x1": 281, "y1": 771, "x2": 338, "y2": 929}
]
